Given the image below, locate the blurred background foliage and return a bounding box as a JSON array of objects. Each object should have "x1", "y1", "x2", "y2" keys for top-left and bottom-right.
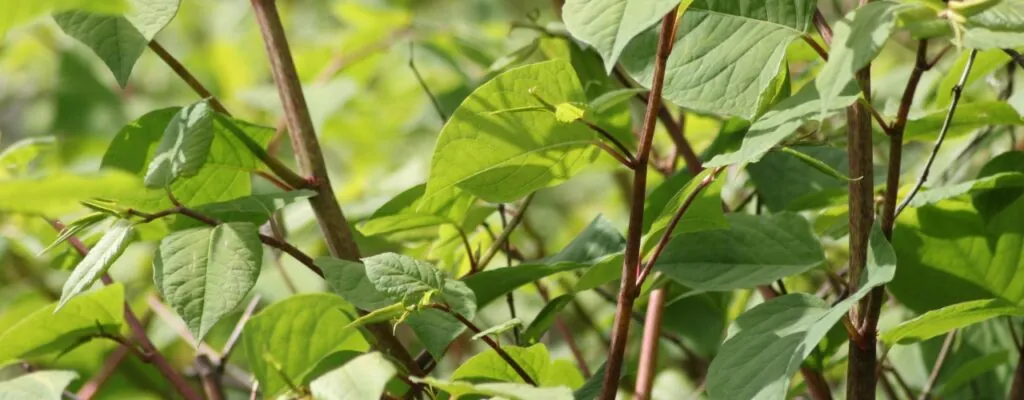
[{"x1": 1, "y1": 0, "x2": 1023, "y2": 398}]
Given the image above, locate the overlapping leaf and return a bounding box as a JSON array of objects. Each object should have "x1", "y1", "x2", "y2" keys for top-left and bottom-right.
[
  {"x1": 562, "y1": 0, "x2": 679, "y2": 72},
  {"x1": 58, "y1": 220, "x2": 135, "y2": 309}
]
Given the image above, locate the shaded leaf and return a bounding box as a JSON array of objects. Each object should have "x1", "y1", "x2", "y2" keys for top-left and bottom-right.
[
  {"x1": 413, "y1": 377, "x2": 573, "y2": 400},
  {"x1": 171, "y1": 189, "x2": 315, "y2": 230},
  {"x1": 642, "y1": 168, "x2": 727, "y2": 248},
  {"x1": 154, "y1": 222, "x2": 262, "y2": 342},
  {"x1": 655, "y1": 213, "x2": 824, "y2": 291},
  {"x1": 319, "y1": 256, "x2": 394, "y2": 310},
  {"x1": 144, "y1": 99, "x2": 215, "y2": 188}
]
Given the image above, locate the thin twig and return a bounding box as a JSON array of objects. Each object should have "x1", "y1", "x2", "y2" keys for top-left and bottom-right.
[
  {"x1": 220, "y1": 295, "x2": 261, "y2": 364},
  {"x1": 896, "y1": 49, "x2": 979, "y2": 218},
  {"x1": 593, "y1": 140, "x2": 636, "y2": 169},
  {"x1": 635, "y1": 287, "x2": 666, "y2": 400},
  {"x1": 583, "y1": 120, "x2": 636, "y2": 166},
  {"x1": 1005, "y1": 48, "x2": 1024, "y2": 69},
  {"x1": 475, "y1": 194, "x2": 536, "y2": 270},
  {"x1": 601, "y1": 8, "x2": 679, "y2": 400},
  {"x1": 248, "y1": 0, "x2": 421, "y2": 375},
  {"x1": 76, "y1": 346, "x2": 129, "y2": 399},
  {"x1": 46, "y1": 221, "x2": 202, "y2": 400},
  {"x1": 803, "y1": 35, "x2": 829, "y2": 61},
  {"x1": 409, "y1": 42, "x2": 448, "y2": 122},
  {"x1": 918, "y1": 330, "x2": 957, "y2": 400},
  {"x1": 813, "y1": 9, "x2": 833, "y2": 45},
  {"x1": 498, "y1": 204, "x2": 521, "y2": 344},
  {"x1": 428, "y1": 304, "x2": 538, "y2": 386},
  {"x1": 635, "y1": 167, "x2": 724, "y2": 286},
  {"x1": 148, "y1": 41, "x2": 230, "y2": 115}
]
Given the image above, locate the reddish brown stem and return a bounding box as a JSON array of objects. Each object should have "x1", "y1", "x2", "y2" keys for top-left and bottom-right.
[
  {"x1": 76, "y1": 346, "x2": 129, "y2": 399},
  {"x1": 599, "y1": 9, "x2": 679, "y2": 400},
  {"x1": 634, "y1": 288, "x2": 666, "y2": 400},
  {"x1": 248, "y1": 0, "x2": 420, "y2": 376},
  {"x1": 49, "y1": 220, "x2": 201, "y2": 400},
  {"x1": 148, "y1": 41, "x2": 230, "y2": 116}
]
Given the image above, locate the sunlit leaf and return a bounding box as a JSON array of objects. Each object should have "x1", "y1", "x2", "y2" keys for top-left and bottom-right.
[{"x1": 57, "y1": 220, "x2": 134, "y2": 310}]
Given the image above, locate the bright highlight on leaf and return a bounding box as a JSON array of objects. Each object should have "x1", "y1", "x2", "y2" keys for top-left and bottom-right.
[
  {"x1": 145, "y1": 99, "x2": 215, "y2": 188},
  {"x1": 58, "y1": 220, "x2": 135, "y2": 310}
]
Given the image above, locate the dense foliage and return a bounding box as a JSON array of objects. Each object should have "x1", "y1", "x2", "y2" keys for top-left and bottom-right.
[{"x1": 2, "y1": 0, "x2": 1024, "y2": 399}]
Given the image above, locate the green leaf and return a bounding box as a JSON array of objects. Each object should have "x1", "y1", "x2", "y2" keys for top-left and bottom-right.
[
  {"x1": 521, "y1": 295, "x2": 572, "y2": 344},
  {"x1": 907, "y1": 171, "x2": 1024, "y2": 208},
  {"x1": 319, "y1": 256, "x2": 395, "y2": 310},
  {"x1": 39, "y1": 212, "x2": 108, "y2": 255},
  {"x1": 0, "y1": 283, "x2": 124, "y2": 365},
  {"x1": 706, "y1": 222, "x2": 895, "y2": 400},
  {"x1": 144, "y1": 99, "x2": 215, "y2": 188},
  {"x1": 815, "y1": 1, "x2": 906, "y2": 114},
  {"x1": 171, "y1": 189, "x2": 315, "y2": 230},
  {"x1": 573, "y1": 362, "x2": 604, "y2": 400},
  {"x1": 934, "y1": 50, "x2": 1011, "y2": 107},
  {"x1": 102, "y1": 107, "x2": 274, "y2": 212},
  {"x1": 747, "y1": 146, "x2": 849, "y2": 211},
  {"x1": 561, "y1": 0, "x2": 679, "y2": 72},
  {"x1": 154, "y1": 222, "x2": 262, "y2": 342},
  {"x1": 423, "y1": 60, "x2": 597, "y2": 203},
  {"x1": 621, "y1": 0, "x2": 817, "y2": 119},
  {"x1": 963, "y1": 1, "x2": 1024, "y2": 50},
  {"x1": 363, "y1": 253, "x2": 446, "y2": 305},
  {"x1": 452, "y1": 343, "x2": 583, "y2": 388},
  {"x1": 704, "y1": 81, "x2": 860, "y2": 167},
  {"x1": 406, "y1": 308, "x2": 466, "y2": 359},
  {"x1": 777, "y1": 147, "x2": 855, "y2": 181},
  {"x1": 0, "y1": 0, "x2": 127, "y2": 38},
  {"x1": 57, "y1": 220, "x2": 135, "y2": 310},
  {"x1": 0, "y1": 370, "x2": 78, "y2": 400},
  {"x1": 589, "y1": 88, "x2": 645, "y2": 114},
  {"x1": 242, "y1": 293, "x2": 369, "y2": 398},
  {"x1": 0, "y1": 136, "x2": 55, "y2": 178},
  {"x1": 359, "y1": 184, "x2": 475, "y2": 237},
  {"x1": 654, "y1": 213, "x2": 824, "y2": 291},
  {"x1": 471, "y1": 318, "x2": 524, "y2": 341},
  {"x1": 53, "y1": 0, "x2": 180, "y2": 87},
  {"x1": 642, "y1": 168, "x2": 727, "y2": 248},
  {"x1": 936, "y1": 351, "x2": 1012, "y2": 396},
  {"x1": 0, "y1": 171, "x2": 142, "y2": 215},
  {"x1": 905, "y1": 101, "x2": 1023, "y2": 141},
  {"x1": 344, "y1": 302, "x2": 408, "y2": 331},
  {"x1": 881, "y1": 299, "x2": 1024, "y2": 345},
  {"x1": 464, "y1": 215, "x2": 625, "y2": 307},
  {"x1": 413, "y1": 377, "x2": 574, "y2": 400},
  {"x1": 554, "y1": 102, "x2": 586, "y2": 123},
  {"x1": 309, "y1": 352, "x2": 397, "y2": 400}
]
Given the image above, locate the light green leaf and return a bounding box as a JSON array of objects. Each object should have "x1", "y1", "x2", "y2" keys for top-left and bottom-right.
[
  {"x1": 319, "y1": 256, "x2": 394, "y2": 310},
  {"x1": 58, "y1": 220, "x2": 135, "y2": 310},
  {"x1": 154, "y1": 222, "x2": 262, "y2": 342},
  {"x1": 0, "y1": 171, "x2": 142, "y2": 215},
  {"x1": 907, "y1": 171, "x2": 1024, "y2": 207},
  {"x1": 39, "y1": 212, "x2": 108, "y2": 255},
  {"x1": 363, "y1": 253, "x2": 445, "y2": 305},
  {"x1": 359, "y1": 184, "x2": 475, "y2": 237},
  {"x1": 562, "y1": 0, "x2": 679, "y2": 72},
  {"x1": 423, "y1": 60, "x2": 597, "y2": 203},
  {"x1": 589, "y1": 88, "x2": 646, "y2": 114},
  {"x1": 171, "y1": 189, "x2": 315, "y2": 230},
  {"x1": 309, "y1": 352, "x2": 397, "y2": 400},
  {"x1": 144, "y1": 99, "x2": 215, "y2": 188},
  {"x1": 555, "y1": 103, "x2": 586, "y2": 123},
  {"x1": 704, "y1": 81, "x2": 860, "y2": 167},
  {"x1": 413, "y1": 377, "x2": 573, "y2": 400},
  {"x1": 654, "y1": 213, "x2": 824, "y2": 291},
  {"x1": 0, "y1": 283, "x2": 124, "y2": 365},
  {"x1": 471, "y1": 318, "x2": 523, "y2": 341},
  {"x1": 934, "y1": 50, "x2": 1010, "y2": 107},
  {"x1": 0, "y1": 0, "x2": 127, "y2": 39},
  {"x1": 905, "y1": 101, "x2": 1023, "y2": 141},
  {"x1": 642, "y1": 168, "x2": 727, "y2": 248},
  {"x1": 815, "y1": 1, "x2": 906, "y2": 114},
  {"x1": 53, "y1": 0, "x2": 180, "y2": 87},
  {"x1": 964, "y1": 1, "x2": 1024, "y2": 49},
  {"x1": 0, "y1": 370, "x2": 78, "y2": 400},
  {"x1": 621, "y1": 0, "x2": 817, "y2": 119},
  {"x1": 464, "y1": 215, "x2": 625, "y2": 307},
  {"x1": 452, "y1": 343, "x2": 583, "y2": 388},
  {"x1": 102, "y1": 107, "x2": 274, "y2": 212},
  {"x1": 242, "y1": 293, "x2": 369, "y2": 398},
  {"x1": 706, "y1": 222, "x2": 896, "y2": 400},
  {"x1": 0, "y1": 136, "x2": 55, "y2": 178},
  {"x1": 344, "y1": 303, "x2": 408, "y2": 331},
  {"x1": 881, "y1": 299, "x2": 1024, "y2": 345}
]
